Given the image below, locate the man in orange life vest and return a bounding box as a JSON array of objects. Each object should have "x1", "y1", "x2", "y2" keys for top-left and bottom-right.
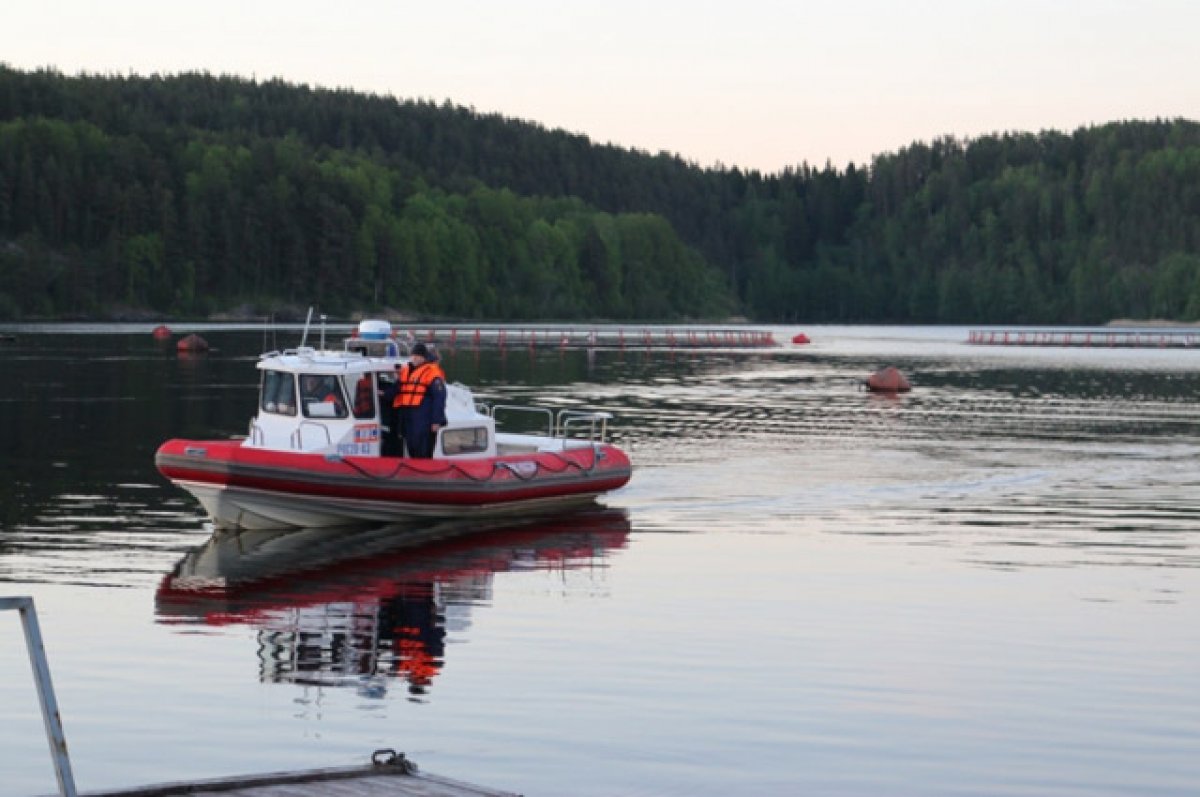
[{"x1": 393, "y1": 342, "x2": 447, "y2": 458}]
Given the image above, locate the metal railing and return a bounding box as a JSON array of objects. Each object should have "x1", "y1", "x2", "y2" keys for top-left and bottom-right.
[
  {"x1": 489, "y1": 405, "x2": 556, "y2": 438},
  {"x1": 486, "y1": 405, "x2": 613, "y2": 444},
  {"x1": 557, "y1": 410, "x2": 612, "y2": 442},
  {"x1": 1, "y1": 596, "x2": 78, "y2": 797},
  {"x1": 291, "y1": 421, "x2": 333, "y2": 450}
]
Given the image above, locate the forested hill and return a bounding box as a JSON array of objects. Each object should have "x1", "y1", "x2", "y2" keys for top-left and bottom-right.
[{"x1": 1, "y1": 66, "x2": 1199, "y2": 323}]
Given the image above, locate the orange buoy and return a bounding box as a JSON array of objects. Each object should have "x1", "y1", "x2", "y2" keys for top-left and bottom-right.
[
  {"x1": 791, "y1": 333, "x2": 810, "y2": 345},
  {"x1": 152, "y1": 324, "x2": 173, "y2": 340},
  {"x1": 176, "y1": 333, "x2": 209, "y2": 353},
  {"x1": 865, "y1": 366, "x2": 911, "y2": 393}
]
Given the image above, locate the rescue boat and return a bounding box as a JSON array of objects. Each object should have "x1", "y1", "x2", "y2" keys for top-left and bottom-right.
[{"x1": 155, "y1": 319, "x2": 632, "y2": 530}]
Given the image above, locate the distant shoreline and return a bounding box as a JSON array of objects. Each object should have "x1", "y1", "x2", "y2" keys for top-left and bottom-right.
[{"x1": 1106, "y1": 318, "x2": 1200, "y2": 328}]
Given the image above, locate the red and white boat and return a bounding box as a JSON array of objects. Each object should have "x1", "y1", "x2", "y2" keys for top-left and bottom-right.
[{"x1": 156, "y1": 320, "x2": 632, "y2": 529}]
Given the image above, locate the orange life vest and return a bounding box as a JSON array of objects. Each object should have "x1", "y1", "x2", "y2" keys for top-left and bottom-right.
[{"x1": 393, "y1": 362, "x2": 446, "y2": 408}]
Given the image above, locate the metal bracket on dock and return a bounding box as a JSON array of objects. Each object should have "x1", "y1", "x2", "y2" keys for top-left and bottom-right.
[
  {"x1": 1, "y1": 596, "x2": 78, "y2": 797},
  {"x1": 372, "y1": 748, "x2": 418, "y2": 775}
]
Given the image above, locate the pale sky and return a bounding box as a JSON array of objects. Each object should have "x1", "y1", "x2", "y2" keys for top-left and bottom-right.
[{"x1": 3, "y1": 0, "x2": 1198, "y2": 173}]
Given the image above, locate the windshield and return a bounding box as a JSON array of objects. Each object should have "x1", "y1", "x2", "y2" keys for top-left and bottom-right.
[{"x1": 260, "y1": 370, "x2": 296, "y2": 416}]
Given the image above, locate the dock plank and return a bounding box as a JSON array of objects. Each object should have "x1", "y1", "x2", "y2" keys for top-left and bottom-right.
[{"x1": 77, "y1": 763, "x2": 520, "y2": 797}]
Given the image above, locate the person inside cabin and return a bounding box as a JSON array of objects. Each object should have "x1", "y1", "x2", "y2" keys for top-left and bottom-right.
[
  {"x1": 352, "y1": 373, "x2": 375, "y2": 418},
  {"x1": 300, "y1": 374, "x2": 347, "y2": 417},
  {"x1": 392, "y1": 343, "x2": 447, "y2": 458}
]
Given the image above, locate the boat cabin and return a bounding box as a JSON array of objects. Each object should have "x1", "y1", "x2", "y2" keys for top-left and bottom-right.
[
  {"x1": 246, "y1": 345, "x2": 494, "y2": 459},
  {"x1": 245, "y1": 320, "x2": 613, "y2": 461}
]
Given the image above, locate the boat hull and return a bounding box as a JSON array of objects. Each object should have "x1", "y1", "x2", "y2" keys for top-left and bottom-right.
[{"x1": 156, "y1": 439, "x2": 632, "y2": 529}]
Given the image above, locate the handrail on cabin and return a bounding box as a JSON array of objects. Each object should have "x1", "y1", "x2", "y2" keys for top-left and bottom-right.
[{"x1": 291, "y1": 421, "x2": 333, "y2": 450}]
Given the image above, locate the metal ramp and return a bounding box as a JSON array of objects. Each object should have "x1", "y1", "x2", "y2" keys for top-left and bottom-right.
[{"x1": 1, "y1": 596, "x2": 78, "y2": 797}]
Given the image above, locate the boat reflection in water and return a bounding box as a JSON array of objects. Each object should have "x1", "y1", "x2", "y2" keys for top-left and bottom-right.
[{"x1": 156, "y1": 508, "x2": 631, "y2": 698}]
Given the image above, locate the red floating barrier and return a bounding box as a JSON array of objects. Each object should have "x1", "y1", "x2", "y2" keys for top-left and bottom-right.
[
  {"x1": 152, "y1": 324, "x2": 173, "y2": 341},
  {"x1": 865, "y1": 366, "x2": 911, "y2": 393},
  {"x1": 791, "y1": 333, "x2": 810, "y2": 345},
  {"x1": 176, "y1": 333, "x2": 209, "y2": 353}
]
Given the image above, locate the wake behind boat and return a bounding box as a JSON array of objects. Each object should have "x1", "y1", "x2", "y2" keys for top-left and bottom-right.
[{"x1": 155, "y1": 319, "x2": 632, "y2": 529}]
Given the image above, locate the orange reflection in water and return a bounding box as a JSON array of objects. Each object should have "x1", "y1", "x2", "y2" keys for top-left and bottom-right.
[{"x1": 156, "y1": 508, "x2": 630, "y2": 697}]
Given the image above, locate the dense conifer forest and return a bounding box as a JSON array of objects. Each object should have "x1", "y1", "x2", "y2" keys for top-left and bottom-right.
[{"x1": 1, "y1": 65, "x2": 1198, "y2": 322}]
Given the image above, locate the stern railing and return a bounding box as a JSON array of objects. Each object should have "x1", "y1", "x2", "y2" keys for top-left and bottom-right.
[{"x1": 487, "y1": 405, "x2": 613, "y2": 444}]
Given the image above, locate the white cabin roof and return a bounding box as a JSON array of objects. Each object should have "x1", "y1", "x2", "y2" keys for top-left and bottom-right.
[{"x1": 256, "y1": 347, "x2": 400, "y2": 375}]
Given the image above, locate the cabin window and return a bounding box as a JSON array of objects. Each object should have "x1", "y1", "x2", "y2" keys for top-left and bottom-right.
[
  {"x1": 441, "y1": 426, "x2": 490, "y2": 455},
  {"x1": 261, "y1": 370, "x2": 297, "y2": 416},
  {"x1": 299, "y1": 374, "x2": 349, "y2": 419},
  {"x1": 348, "y1": 373, "x2": 375, "y2": 419}
]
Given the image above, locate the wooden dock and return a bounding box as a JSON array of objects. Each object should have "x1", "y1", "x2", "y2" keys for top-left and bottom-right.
[
  {"x1": 5, "y1": 599, "x2": 515, "y2": 797},
  {"x1": 967, "y1": 328, "x2": 1200, "y2": 348},
  {"x1": 77, "y1": 753, "x2": 520, "y2": 797}
]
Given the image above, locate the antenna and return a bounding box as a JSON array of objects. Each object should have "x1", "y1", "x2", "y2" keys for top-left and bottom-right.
[
  {"x1": 300, "y1": 307, "x2": 314, "y2": 347},
  {"x1": 261, "y1": 313, "x2": 271, "y2": 353}
]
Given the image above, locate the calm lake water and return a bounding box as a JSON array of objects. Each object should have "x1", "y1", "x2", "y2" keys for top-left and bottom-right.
[{"x1": 1, "y1": 324, "x2": 1198, "y2": 796}]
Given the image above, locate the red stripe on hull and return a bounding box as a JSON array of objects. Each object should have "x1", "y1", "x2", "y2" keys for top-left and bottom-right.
[{"x1": 156, "y1": 439, "x2": 632, "y2": 508}]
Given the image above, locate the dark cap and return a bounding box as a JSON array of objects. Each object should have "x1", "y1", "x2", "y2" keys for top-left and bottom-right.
[{"x1": 411, "y1": 342, "x2": 429, "y2": 358}]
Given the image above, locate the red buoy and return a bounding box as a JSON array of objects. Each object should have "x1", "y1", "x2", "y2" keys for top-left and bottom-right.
[
  {"x1": 152, "y1": 324, "x2": 173, "y2": 340},
  {"x1": 865, "y1": 366, "x2": 911, "y2": 393},
  {"x1": 176, "y1": 333, "x2": 209, "y2": 353},
  {"x1": 791, "y1": 333, "x2": 810, "y2": 345}
]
